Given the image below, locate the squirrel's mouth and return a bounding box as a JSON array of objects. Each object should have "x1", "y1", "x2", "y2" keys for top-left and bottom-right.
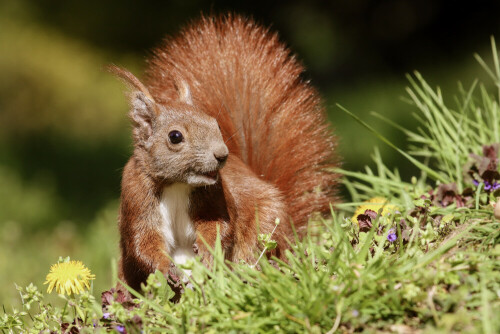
[
  {"x1": 202, "y1": 170, "x2": 218, "y2": 180},
  {"x1": 186, "y1": 170, "x2": 219, "y2": 187}
]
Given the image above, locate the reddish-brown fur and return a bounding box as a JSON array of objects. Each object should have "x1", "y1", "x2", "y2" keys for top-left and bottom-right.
[
  {"x1": 147, "y1": 15, "x2": 339, "y2": 228},
  {"x1": 116, "y1": 14, "x2": 339, "y2": 292}
]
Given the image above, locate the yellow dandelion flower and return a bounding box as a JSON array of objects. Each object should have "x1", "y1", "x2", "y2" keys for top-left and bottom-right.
[
  {"x1": 351, "y1": 197, "x2": 397, "y2": 223},
  {"x1": 44, "y1": 260, "x2": 95, "y2": 295}
]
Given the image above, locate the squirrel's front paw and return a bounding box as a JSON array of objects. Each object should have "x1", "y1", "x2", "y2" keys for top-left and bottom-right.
[
  {"x1": 193, "y1": 241, "x2": 215, "y2": 267},
  {"x1": 163, "y1": 263, "x2": 183, "y2": 302},
  {"x1": 165, "y1": 263, "x2": 182, "y2": 283}
]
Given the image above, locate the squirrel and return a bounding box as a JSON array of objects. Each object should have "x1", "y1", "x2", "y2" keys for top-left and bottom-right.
[{"x1": 110, "y1": 14, "x2": 340, "y2": 292}]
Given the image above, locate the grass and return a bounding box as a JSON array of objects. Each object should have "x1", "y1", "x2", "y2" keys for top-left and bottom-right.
[{"x1": 2, "y1": 41, "x2": 500, "y2": 333}]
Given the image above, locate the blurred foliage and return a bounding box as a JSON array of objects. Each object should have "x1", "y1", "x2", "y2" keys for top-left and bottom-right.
[
  {"x1": 0, "y1": 2, "x2": 132, "y2": 140},
  {"x1": 1, "y1": 0, "x2": 500, "y2": 305},
  {"x1": 0, "y1": 1, "x2": 135, "y2": 225},
  {"x1": 0, "y1": 165, "x2": 60, "y2": 228}
]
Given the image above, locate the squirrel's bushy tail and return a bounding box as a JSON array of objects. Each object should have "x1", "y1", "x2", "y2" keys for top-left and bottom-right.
[{"x1": 146, "y1": 15, "x2": 340, "y2": 236}]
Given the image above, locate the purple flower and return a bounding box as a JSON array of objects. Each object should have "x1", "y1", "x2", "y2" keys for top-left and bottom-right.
[
  {"x1": 103, "y1": 312, "x2": 111, "y2": 319},
  {"x1": 473, "y1": 179, "x2": 500, "y2": 192},
  {"x1": 387, "y1": 229, "x2": 397, "y2": 242},
  {"x1": 116, "y1": 325, "x2": 126, "y2": 333},
  {"x1": 485, "y1": 181, "x2": 499, "y2": 191},
  {"x1": 486, "y1": 181, "x2": 500, "y2": 191}
]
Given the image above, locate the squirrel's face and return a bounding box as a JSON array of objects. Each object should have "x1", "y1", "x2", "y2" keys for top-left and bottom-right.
[
  {"x1": 147, "y1": 104, "x2": 228, "y2": 186},
  {"x1": 110, "y1": 66, "x2": 229, "y2": 186},
  {"x1": 128, "y1": 88, "x2": 228, "y2": 187}
]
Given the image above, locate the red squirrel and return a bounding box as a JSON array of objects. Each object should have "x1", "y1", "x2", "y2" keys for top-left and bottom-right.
[{"x1": 111, "y1": 15, "x2": 339, "y2": 292}]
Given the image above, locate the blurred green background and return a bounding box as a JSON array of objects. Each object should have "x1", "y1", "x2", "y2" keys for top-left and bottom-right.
[{"x1": 1, "y1": 0, "x2": 499, "y2": 305}]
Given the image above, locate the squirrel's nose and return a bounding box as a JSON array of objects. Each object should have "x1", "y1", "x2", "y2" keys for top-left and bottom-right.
[
  {"x1": 213, "y1": 144, "x2": 229, "y2": 166},
  {"x1": 214, "y1": 152, "x2": 228, "y2": 164}
]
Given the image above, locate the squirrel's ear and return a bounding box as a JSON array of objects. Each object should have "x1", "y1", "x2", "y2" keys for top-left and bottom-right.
[
  {"x1": 175, "y1": 79, "x2": 193, "y2": 105},
  {"x1": 107, "y1": 65, "x2": 159, "y2": 146},
  {"x1": 130, "y1": 91, "x2": 156, "y2": 147}
]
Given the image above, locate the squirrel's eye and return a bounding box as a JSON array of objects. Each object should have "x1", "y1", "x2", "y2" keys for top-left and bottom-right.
[{"x1": 168, "y1": 130, "x2": 183, "y2": 144}]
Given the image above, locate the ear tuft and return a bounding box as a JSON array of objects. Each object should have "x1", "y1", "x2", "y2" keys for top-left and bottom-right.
[
  {"x1": 175, "y1": 79, "x2": 193, "y2": 105},
  {"x1": 107, "y1": 65, "x2": 158, "y2": 108}
]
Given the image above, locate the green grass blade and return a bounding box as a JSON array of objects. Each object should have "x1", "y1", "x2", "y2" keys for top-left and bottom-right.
[{"x1": 337, "y1": 104, "x2": 448, "y2": 183}]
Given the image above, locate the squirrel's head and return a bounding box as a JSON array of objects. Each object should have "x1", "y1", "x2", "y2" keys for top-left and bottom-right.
[{"x1": 110, "y1": 66, "x2": 228, "y2": 187}]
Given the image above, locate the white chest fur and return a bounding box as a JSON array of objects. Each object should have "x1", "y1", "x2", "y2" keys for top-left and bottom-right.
[{"x1": 158, "y1": 183, "x2": 196, "y2": 267}]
